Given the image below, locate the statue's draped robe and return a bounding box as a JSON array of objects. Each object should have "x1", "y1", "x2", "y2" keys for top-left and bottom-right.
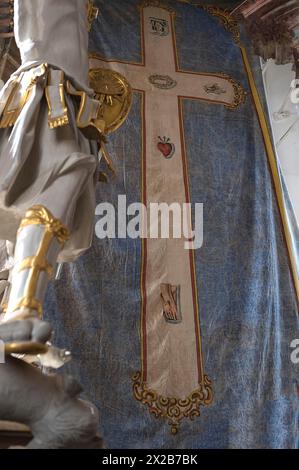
[
  {"x1": 45, "y1": 0, "x2": 299, "y2": 448},
  {"x1": 0, "y1": 0, "x2": 99, "y2": 262}
]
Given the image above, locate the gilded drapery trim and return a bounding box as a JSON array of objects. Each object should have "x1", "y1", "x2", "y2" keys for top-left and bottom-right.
[
  {"x1": 12, "y1": 205, "x2": 70, "y2": 317},
  {"x1": 45, "y1": 69, "x2": 69, "y2": 129},
  {"x1": 87, "y1": 0, "x2": 99, "y2": 32},
  {"x1": 18, "y1": 205, "x2": 70, "y2": 245},
  {"x1": 0, "y1": 64, "x2": 106, "y2": 139},
  {"x1": 0, "y1": 64, "x2": 47, "y2": 129}
]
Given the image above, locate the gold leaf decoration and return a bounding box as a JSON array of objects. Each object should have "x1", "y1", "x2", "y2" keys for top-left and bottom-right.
[
  {"x1": 132, "y1": 372, "x2": 213, "y2": 434},
  {"x1": 221, "y1": 74, "x2": 248, "y2": 109},
  {"x1": 200, "y1": 4, "x2": 241, "y2": 45},
  {"x1": 87, "y1": 0, "x2": 99, "y2": 32},
  {"x1": 176, "y1": 1, "x2": 241, "y2": 45}
]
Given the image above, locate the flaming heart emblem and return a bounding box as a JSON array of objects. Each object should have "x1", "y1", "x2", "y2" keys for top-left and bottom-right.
[{"x1": 157, "y1": 136, "x2": 175, "y2": 159}]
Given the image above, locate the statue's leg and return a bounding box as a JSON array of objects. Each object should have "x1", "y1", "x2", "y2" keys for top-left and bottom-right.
[
  {"x1": 0, "y1": 205, "x2": 70, "y2": 354},
  {"x1": 0, "y1": 135, "x2": 94, "y2": 353},
  {"x1": 0, "y1": 82, "x2": 97, "y2": 354}
]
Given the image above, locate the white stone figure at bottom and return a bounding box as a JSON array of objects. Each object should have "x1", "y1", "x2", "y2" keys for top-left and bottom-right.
[{"x1": 0, "y1": 0, "x2": 105, "y2": 448}]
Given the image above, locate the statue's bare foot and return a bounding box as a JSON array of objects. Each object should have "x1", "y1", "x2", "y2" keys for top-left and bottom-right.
[{"x1": 0, "y1": 318, "x2": 52, "y2": 355}]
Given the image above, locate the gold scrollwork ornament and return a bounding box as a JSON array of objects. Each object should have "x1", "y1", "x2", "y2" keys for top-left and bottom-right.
[
  {"x1": 132, "y1": 372, "x2": 213, "y2": 434},
  {"x1": 87, "y1": 0, "x2": 99, "y2": 32},
  {"x1": 221, "y1": 74, "x2": 248, "y2": 109}
]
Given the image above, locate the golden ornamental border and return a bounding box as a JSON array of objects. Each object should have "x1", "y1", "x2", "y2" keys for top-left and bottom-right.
[
  {"x1": 176, "y1": 1, "x2": 241, "y2": 44},
  {"x1": 221, "y1": 74, "x2": 248, "y2": 109},
  {"x1": 198, "y1": 4, "x2": 240, "y2": 45},
  {"x1": 132, "y1": 372, "x2": 213, "y2": 434}
]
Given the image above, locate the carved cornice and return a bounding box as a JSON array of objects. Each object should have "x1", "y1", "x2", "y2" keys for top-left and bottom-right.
[
  {"x1": 0, "y1": 0, "x2": 14, "y2": 38},
  {"x1": 233, "y1": 0, "x2": 299, "y2": 71}
]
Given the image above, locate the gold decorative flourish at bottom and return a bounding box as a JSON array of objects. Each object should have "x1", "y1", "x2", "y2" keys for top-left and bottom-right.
[{"x1": 132, "y1": 372, "x2": 213, "y2": 434}]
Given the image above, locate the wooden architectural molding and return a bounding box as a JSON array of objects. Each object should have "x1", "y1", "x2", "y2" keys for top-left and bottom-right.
[
  {"x1": 0, "y1": 0, "x2": 14, "y2": 39},
  {"x1": 233, "y1": 0, "x2": 299, "y2": 78}
]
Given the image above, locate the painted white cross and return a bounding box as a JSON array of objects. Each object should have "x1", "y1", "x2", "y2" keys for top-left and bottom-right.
[{"x1": 90, "y1": 4, "x2": 242, "y2": 406}]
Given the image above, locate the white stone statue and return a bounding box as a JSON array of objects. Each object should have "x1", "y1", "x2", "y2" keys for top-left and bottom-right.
[
  {"x1": 0, "y1": 355, "x2": 104, "y2": 449},
  {"x1": 0, "y1": 0, "x2": 105, "y2": 448},
  {"x1": 0, "y1": 0, "x2": 104, "y2": 351}
]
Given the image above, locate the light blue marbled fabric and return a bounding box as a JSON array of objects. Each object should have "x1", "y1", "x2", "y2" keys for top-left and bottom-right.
[{"x1": 45, "y1": 0, "x2": 299, "y2": 449}]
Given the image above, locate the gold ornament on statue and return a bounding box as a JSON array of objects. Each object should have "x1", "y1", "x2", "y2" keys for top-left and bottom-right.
[
  {"x1": 87, "y1": 0, "x2": 99, "y2": 32},
  {"x1": 89, "y1": 68, "x2": 132, "y2": 135}
]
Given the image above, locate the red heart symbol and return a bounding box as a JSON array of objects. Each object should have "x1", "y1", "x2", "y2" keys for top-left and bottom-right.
[{"x1": 157, "y1": 139, "x2": 175, "y2": 159}]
